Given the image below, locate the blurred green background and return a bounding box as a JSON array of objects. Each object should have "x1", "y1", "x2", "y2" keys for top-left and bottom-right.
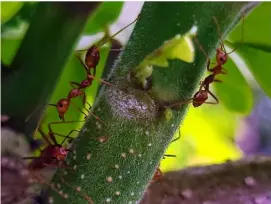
[{"x1": 1, "y1": 2, "x2": 271, "y2": 171}]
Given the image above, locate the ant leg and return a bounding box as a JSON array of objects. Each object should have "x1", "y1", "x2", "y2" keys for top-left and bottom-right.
[
  {"x1": 207, "y1": 90, "x2": 219, "y2": 104},
  {"x1": 30, "y1": 170, "x2": 68, "y2": 200},
  {"x1": 194, "y1": 36, "x2": 212, "y2": 71},
  {"x1": 81, "y1": 92, "x2": 92, "y2": 110},
  {"x1": 22, "y1": 156, "x2": 41, "y2": 160},
  {"x1": 69, "y1": 81, "x2": 81, "y2": 88},
  {"x1": 69, "y1": 100, "x2": 88, "y2": 119},
  {"x1": 167, "y1": 98, "x2": 193, "y2": 109},
  {"x1": 214, "y1": 79, "x2": 223, "y2": 83},
  {"x1": 221, "y1": 68, "x2": 228, "y2": 74},
  {"x1": 163, "y1": 154, "x2": 176, "y2": 158},
  {"x1": 38, "y1": 128, "x2": 53, "y2": 145},
  {"x1": 60, "y1": 129, "x2": 80, "y2": 145},
  {"x1": 51, "y1": 130, "x2": 79, "y2": 142},
  {"x1": 79, "y1": 94, "x2": 107, "y2": 127},
  {"x1": 75, "y1": 50, "x2": 90, "y2": 75},
  {"x1": 87, "y1": 75, "x2": 112, "y2": 86},
  {"x1": 170, "y1": 130, "x2": 181, "y2": 144},
  {"x1": 48, "y1": 121, "x2": 84, "y2": 144}
]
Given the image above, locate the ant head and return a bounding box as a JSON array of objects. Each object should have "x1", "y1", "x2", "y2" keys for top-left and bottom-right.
[
  {"x1": 85, "y1": 46, "x2": 100, "y2": 69},
  {"x1": 216, "y1": 48, "x2": 227, "y2": 65},
  {"x1": 193, "y1": 90, "x2": 208, "y2": 107},
  {"x1": 53, "y1": 146, "x2": 68, "y2": 161},
  {"x1": 56, "y1": 99, "x2": 70, "y2": 115}
]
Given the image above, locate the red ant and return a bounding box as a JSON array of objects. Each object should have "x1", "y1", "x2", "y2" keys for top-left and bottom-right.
[
  {"x1": 49, "y1": 16, "x2": 140, "y2": 122},
  {"x1": 168, "y1": 15, "x2": 244, "y2": 108},
  {"x1": 151, "y1": 132, "x2": 181, "y2": 182},
  {"x1": 23, "y1": 120, "x2": 83, "y2": 170},
  {"x1": 76, "y1": 15, "x2": 140, "y2": 77},
  {"x1": 196, "y1": 15, "x2": 244, "y2": 77},
  {"x1": 21, "y1": 120, "x2": 95, "y2": 203}
]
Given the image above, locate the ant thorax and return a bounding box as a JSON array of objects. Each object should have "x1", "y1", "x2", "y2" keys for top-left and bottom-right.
[
  {"x1": 68, "y1": 89, "x2": 83, "y2": 98},
  {"x1": 81, "y1": 78, "x2": 92, "y2": 88},
  {"x1": 216, "y1": 48, "x2": 227, "y2": 65}
]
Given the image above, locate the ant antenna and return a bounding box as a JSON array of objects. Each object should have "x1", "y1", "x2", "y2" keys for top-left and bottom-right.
[
  {"x1": 194, "y1": 36, "x2": 210, "y2": 60},
  {"x1": 212, "y1": 16, "x2": 227, "y2": 53},
  {"x1": 212, "y1": 13, "x2": 245, "y2": 55},
  {"x1": 226, "y1": 13, "x2": 245, "y2": 54},
  {"x1": 97, "y1": 14, "x2": 140, "y2": 48}
]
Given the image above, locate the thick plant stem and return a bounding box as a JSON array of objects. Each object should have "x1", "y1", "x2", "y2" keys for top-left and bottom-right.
[
  {"x1": 50, "y1": 2, "x2": 257, "y2": 204},
  {"x1": 1, "y1": 2, "x2": 100, "y2": 137}
]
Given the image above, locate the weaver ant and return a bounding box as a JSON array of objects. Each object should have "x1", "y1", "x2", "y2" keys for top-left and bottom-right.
[
  {"x1": 20, "y1": 119, "x2": 95, "y2": 203},
  {"x1": 168, "y1": 14, "x2": 244, "y2": 108},
  {"x1": 49, "y1": 16, "x2": 140, "y2": 122},
  {"x1": 196, "y1": 15, "x2": 244, "y2": 77},
  {"x1": 22, "y1": 120, "x2": 83, "y2": 170},
  {"x1": 151, "y1": 132, "x2": 181, "y2": 182},
  {"x1": 76, "y1": 15, "x2": 140, "y2": 76}
]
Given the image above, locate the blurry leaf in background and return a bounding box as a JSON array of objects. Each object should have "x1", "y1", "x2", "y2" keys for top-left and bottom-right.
[
  {"x1": 83, "y1": 2, "x2": 124, "y2": 35},
  {"x1": 1, "y1": 3, "x2": 38, "y2": 66},
  {"x1": 1, "y1": 2, "x2": 24, "y2": 24},
  {"x1": 227, "y1": 2, "x2": 271, "y2": 99},
  {"x1": 228, "y1": 2, "x2": 271, "y2": 47},
  {"x1": 214, "y1": 57, "x2": 253, "y2": 114},
  {"x1": 1, "y1": 39, "x2": 22, "y2": 65},
  {"x1": 162, "y1": 104, "x2": 242, "y2": 172},
  {"x1": 237, "y1": 45, "x2": 271, "y2": 99},
  {"x1": 1, "y1": 2, "x2": 37, "y2": 39}
]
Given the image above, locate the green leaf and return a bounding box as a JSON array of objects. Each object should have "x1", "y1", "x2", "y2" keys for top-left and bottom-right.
[
  {"x1": 228, "y1": 2, "x2": 271, "y2": 47},
  {"x1": 214, "y1": 57, "x2": 253, "y2": 114},
  {"x1": 1, "y1": 3, "x2": 37, "y2": 39},
  {"x1": 233, "y1": 42, "x2": 271, "y2": 53},
  {"x1": 1, "y1": 2, "x2": 24, "y2": 24},
  {"x1": 83, "y1": 2, "x2": 124, "y2": 35},
  {"x1": 237, "y1": 44, "x2": 271, "y2": 99},
  {"x1": 1, "y1": 38, "x2": 21, "y2": 65},
  {"x1": 1, "y1": 2, "x2": 101, "y2": 136}
]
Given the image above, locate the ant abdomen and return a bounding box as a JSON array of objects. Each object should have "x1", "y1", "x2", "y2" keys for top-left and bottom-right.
[
  {"x1": 56, "y1": 99, "x2": 70, "y2": 120},
  {"x1": 68, "y1": 89, "x2": 83, "y2": 99},
  {"x1": 192, "y1": 90, "x2": 208, "y2": 107},
  {"x1": 85, "y1": 46, "x2": 100, "y2": 69}
]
